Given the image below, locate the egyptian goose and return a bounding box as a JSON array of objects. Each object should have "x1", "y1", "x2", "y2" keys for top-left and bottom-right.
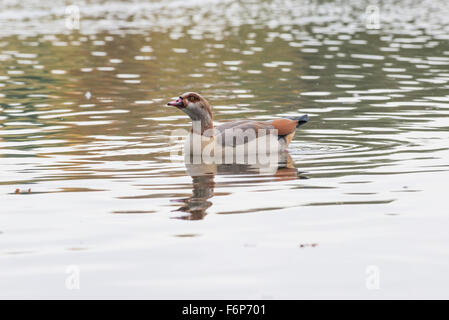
[{"x1": 167, "y1": 92, "x2": 308, "y2": 155}]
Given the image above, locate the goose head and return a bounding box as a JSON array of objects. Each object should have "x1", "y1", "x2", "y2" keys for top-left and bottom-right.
[{"x1": 167, "y1": 92, "x2": 213, "y2": 133}]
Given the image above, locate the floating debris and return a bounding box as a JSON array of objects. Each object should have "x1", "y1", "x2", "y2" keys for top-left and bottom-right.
[{"x1": 14, "y1": 188, "x2": 31, "y2": 194}]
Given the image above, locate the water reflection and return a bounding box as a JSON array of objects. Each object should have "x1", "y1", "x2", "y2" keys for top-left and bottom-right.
[
  {"x1": 173, "y1": 152, "x2": 300, "y2": 220},
  {"x1": 1, "y1": 0, "x2": 449, "y2": 299}
]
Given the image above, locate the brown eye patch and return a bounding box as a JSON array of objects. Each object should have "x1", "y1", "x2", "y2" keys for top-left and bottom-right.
[{"x1": 189, "y1": 95, "x2": 197, "y2": 102}]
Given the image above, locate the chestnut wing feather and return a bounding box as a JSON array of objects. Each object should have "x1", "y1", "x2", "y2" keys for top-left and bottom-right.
[{"x1": 268, "y1": 119, "x2": 298, "y2": 136}]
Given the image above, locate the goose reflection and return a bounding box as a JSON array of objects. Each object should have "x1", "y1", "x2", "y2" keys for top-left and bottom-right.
[{"x1": 172, "y1": 152, "x2": 302, "y2": 220}]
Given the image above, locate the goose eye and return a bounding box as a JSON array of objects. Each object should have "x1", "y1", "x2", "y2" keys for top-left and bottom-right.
[{"x1": 189, "y1": 96, "x2": 196, "y2": 102}]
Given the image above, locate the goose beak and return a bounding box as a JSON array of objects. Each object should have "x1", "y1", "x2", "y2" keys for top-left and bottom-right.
[{"x1": 167, "y1": 97, "x2": 184, "y2": 108}]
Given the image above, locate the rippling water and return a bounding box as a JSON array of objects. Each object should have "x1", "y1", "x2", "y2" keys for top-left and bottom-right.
[{"x1": 1, "y1": 0, "x2": 449, "y2": 298}]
